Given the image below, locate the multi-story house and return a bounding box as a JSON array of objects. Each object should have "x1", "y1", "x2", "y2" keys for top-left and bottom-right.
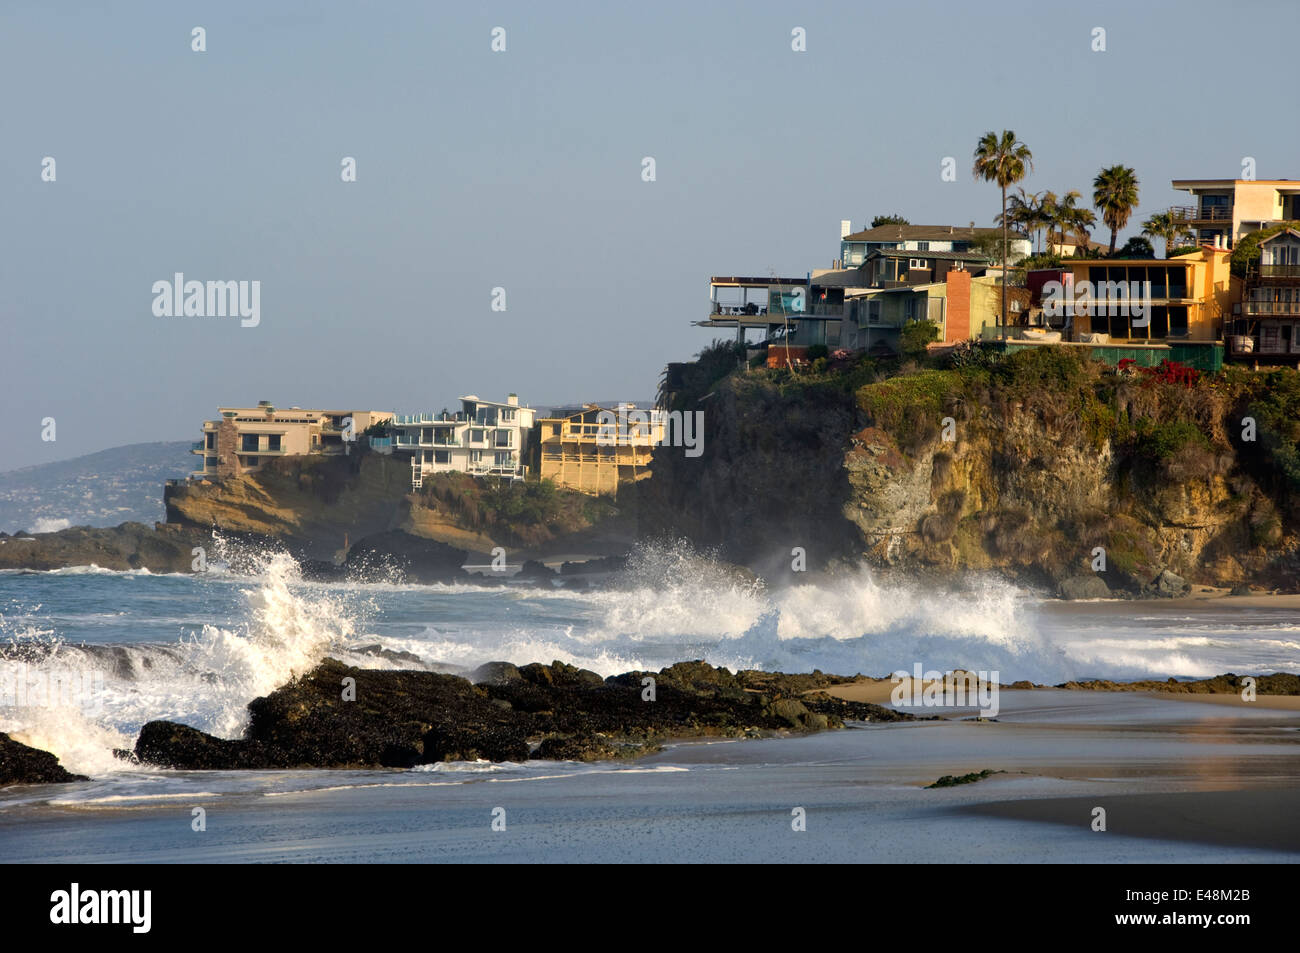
[
  {"x1": 1170, "y1": 179, "x2": 1300, "y2": 249},
  {"x1": 190, "y1": 403, "x2": 393, "y2": 479},
  {"x1": 535, "y1": 403, "x2": 664, "y2": 496},
  {"x1": 391, "y1": 394, "x2": 535, "y2": 488},
  {"x1": 839, "y1": 222, "x2": 1031, "y2": 271},
  {"x1": 1232, "y1": 228, "x2": 1300, "y2": 363}
]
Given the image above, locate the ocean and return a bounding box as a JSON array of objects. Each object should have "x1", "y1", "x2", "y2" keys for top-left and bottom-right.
[{"x1": 2, "y1": 542, "x2": 1298, "y2": 862}]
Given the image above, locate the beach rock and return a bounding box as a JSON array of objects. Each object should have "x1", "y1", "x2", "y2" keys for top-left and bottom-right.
[
  {"x1": 1058, "y1": 575, "x2": 1112, "y2": 600},
  {"x1": 1152, "y1": 570, "x2": 1189, "y2": 598},
  {"x1": 0, "y1": 732, "x2": 88, "y2": 785},
  {"x1": 134, "y1": 658, "x2": 907, "y2": 771},
  {"x1": 344, "y1": 530, "x2": 469, "y2": 584},
  {"x1": 470, "y1": 661, "x2": 523, "y2": 686}
]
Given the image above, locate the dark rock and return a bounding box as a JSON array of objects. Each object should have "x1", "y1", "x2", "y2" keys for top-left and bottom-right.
[
  {"x1": 1058, "y1": 574, "x2": 1112, "y2": 600},
  {"x1": 1152, "y1": 569, "x2": 1189, "y2": 598},
  {"x1": 0, "y1": 732, "x2": 88, "y2": 785},
  {"x1": 344, "y1": 530, "x2": 469, "y2": 584},
  {"x1": 134, "y1": 658, "x2": 907, "y2": 771},
  {"x1": 470, "y1": 661, "x2": 523, "y2": 686}
]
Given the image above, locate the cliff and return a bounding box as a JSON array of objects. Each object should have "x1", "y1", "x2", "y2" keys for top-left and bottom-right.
[{"x1": 641, "y1": 345, "x2": 1300, "y2": 594}]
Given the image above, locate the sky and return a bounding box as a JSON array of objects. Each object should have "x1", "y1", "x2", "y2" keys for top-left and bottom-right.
[{"x1": 3, "y1": 0, "x2": 1298, "y2": 471}]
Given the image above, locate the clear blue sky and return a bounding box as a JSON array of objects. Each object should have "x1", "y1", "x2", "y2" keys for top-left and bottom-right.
[{"x1": 3, "y1": 0, "x2": 1297, "y2": 470}]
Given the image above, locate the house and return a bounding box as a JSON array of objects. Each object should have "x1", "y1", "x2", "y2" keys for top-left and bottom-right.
[
  {"x1": 1170, "y1": 179, "x2": 1300, "y2": 249},
  {"x1": 1050, "y1": 245, "x2": 1235, "y2": 344},
  {"x1": 535, "y1": 403, "x2": 664, "y2": 496},
  {"x1": 839, "y1": 222, "x2": 1030, "y2": 271},
  {"x1": 1230, "y1": 228, "x2": 1300, "y2": 363},
  {"x1": 846, "y1": 269, "x2": 1030, "y2": 354},
  {"x1": 191, "y1": 403, "x2": 393, "y2": 479},
  {"x1": 391, "y1": 395, "x2": 535, "y2": 488}
]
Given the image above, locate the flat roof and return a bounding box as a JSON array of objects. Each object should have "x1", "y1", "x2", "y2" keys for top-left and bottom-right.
[
  {"x1": 1172, "y1": 179, "x2": 1300, "y2": 188},
  {"x1": 709, "y1": 276, "x2": 807, "y2": 286}
]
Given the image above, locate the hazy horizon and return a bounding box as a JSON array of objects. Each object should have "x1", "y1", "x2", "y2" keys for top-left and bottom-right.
[{"x1": 5, "y1": 0, "x2": 1298, "y2": 470}]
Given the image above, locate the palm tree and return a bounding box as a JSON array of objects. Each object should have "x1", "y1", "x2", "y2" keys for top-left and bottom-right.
[
  {"x1": 973, "y1": 131, "x2": 1033, "y2": 338},
  {"x1": 1051, "y1": 190, "x2": 1096, "y2": 255},
  {"x1": 1093, "y1": 165, "x2": 1140, "y2": 256},
  {"x1": 1000, "y1": 188, "x2": 1048, "y2": 253},
  {"x1": 1141, "y1": 211, "x2": 1191, "y2": 258}
]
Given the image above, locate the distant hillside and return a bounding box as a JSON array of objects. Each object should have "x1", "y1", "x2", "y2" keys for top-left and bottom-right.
[{"x1": 0, "y1": 442, "x2": 192, "y2": 534}]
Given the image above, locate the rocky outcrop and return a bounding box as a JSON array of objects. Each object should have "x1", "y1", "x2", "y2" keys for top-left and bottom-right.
[
  {"x1": 133, "y1": 658, "x2": 912, "y2": 770},
  {"x1": 0, "y1": 733, "x2": 87, "y2": 786},
  {"x1": 0, "y1": 522, "x2": 212, "y2": 573}
]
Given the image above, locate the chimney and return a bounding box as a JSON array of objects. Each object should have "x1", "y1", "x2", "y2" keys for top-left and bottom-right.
[
  {"x1": 840, "y1": 220, "x2": 852, "y2": 238},
  {"x1": 507, "y1": 393, "x2": 519, "y2": 406}
]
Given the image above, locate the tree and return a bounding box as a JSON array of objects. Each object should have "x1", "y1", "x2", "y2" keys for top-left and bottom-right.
[
  {"x1": 1093, "y1": 165, "x2": 1140, "y2": 256},
  {"x1": 973, "y1": 130, "x2": 1033, "y2": 341},
  {"x1": 1141, "y1": 210, "x2": 1191, "y2": 258},
  {"x1": 901, "y1": 319, "x2": 940, "y2": 359},
  {"x1": 871, "y1": 214, "x2": 910, "y2": 228},
  {"x1": 1045, "y1": 190, "x2": 1096, "y2": 255},
  {"x1": 1117, "y1": 236, "x2": 1156, "y2": 258},
  {"x1": 1000, "y1": 188, "x2": 1048, "y2": 253}
]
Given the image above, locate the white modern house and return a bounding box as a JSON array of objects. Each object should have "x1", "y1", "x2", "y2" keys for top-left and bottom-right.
[{"x1": 390, "y1": 394, "x2": 536, "y2": 488}]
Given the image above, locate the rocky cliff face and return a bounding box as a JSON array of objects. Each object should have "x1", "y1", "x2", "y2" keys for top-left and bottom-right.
[{"x1": 642, "y1": 350, "x2": 1300, "y2": 594}]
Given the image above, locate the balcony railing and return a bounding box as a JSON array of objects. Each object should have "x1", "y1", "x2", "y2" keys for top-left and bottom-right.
[
  {"x1": 1244, "y1": 299, "x2": 1300, "y2": 316},
  {"x1": 1169, "y1": 204, "x2": 1232, "y2": 223},
  {"x1": 1258, "y1": 264, "x2": 1300, "y2": 279}
]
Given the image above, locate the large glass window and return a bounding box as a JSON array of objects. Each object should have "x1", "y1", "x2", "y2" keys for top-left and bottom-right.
[
  {"x1": 241, "y1": 434, "x2": 259, "y2": 452},
  {"x1": 267, "y1": 434, "x2": 281, "y2": 451}
]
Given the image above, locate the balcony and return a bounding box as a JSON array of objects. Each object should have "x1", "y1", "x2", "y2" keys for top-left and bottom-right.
[
  {"x1": 1258, "y1": 264, "x2": 1300, "y2": 280},
  {"x1": 1244, "y1": 299, "x2": 1300, "y2": 316},
  {"x1": 1168, "y1": 204, "x2": 1232, "y2": 225}
]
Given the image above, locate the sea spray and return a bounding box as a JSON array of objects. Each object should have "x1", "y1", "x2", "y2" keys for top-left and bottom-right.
[{"x1": 0, "y1": 546, "x2": 370, "y2": 773}]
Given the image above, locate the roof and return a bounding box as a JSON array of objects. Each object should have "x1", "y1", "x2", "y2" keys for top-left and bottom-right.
[
  {"x1": 1258, "y1": 228, "x2": 1300, "y2": 244},
  {"x1": 709, "y1": 276, "x2": 807, "y2": 287},
  {"x1": 842, "y1": 224, "x2": 1028, "y2": 243},
  {"x1": 867, "y1": 248, "x2": 992, "y2": 263},
  {"x1": 1172, "y1": 179, "x2": 1299, "y2": 189}
]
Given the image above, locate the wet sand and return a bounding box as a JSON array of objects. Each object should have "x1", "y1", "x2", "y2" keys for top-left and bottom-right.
[{"x1": 3, "y1": 688, "x2": 1297, "y2": 862}]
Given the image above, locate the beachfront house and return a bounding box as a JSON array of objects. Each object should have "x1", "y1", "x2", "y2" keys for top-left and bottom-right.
[
  {"x1": 535, "y1": 403, "x2": 664, "y2": 496},
  {"x1": 1230, "y1": 228, "x2": 1300, "y2": 363},
  {"x1": 191, "y1": 403, "x2": 393, "y2": 480},
  {"x1": 391, "y1": 394, "x2": 536, "y2": 488},
  {"x1": 1170, "y1": 179, "x2": 1300, "y2": 250}
]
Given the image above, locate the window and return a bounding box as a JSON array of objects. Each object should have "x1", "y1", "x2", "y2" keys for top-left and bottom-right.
[
  {"x1": 470, "y1": 429, "x2": 485, "y2": 444},
  {"x1": 205, "y1": 433, "x2": 215, "y2": 450},
  {"x1": 495, "y1": 452, "x2": 512, "y2": 467},
  {"x1": 916, "y1": 241, "x2": 930, "y2": 251},
  {"x1": 241, "y1": 434, "x2": 259, "y2": 452},
  {"x1": 205, "y1": 457, "x2": 217, "y2": 469},
  {"x1": 245, "y1": 456, "x2": 259, "y2": 468},
  {"x1": 267, "y1": 434, "x2": 281, "y2": 452},
  {"x1": 494, "y1": 430, "x2": 511, "y2": 447},
  {"x1": 502, "y1": 409, "x2": 515, "y2": 422},
  {"x1": 434, "y1": 450, "x2": 450, "y2": 465},
  {"x1": 470, "y1": 450, "x2": 482, "y2": 463},
  {"x1": 908, "y1": 259, "x2": 929, "y2": 270}
]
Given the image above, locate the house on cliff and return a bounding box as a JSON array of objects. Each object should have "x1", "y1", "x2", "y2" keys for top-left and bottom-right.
[{"x1": 190, "y1": 403, "x2": 393, "y2": 480}]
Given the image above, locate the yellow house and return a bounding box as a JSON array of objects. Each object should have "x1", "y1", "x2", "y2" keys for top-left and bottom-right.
[
  {"x1": 536, "y1": 404, "x2": 663, "y2": 496},
  {"x1": 1059, "y1": 246, "x2": 1236, "y2": 343}
]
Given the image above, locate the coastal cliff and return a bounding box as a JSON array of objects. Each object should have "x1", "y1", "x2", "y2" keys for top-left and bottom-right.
[{"x1": 642, "y1": 345, "x2": 1300, "y2": 594}]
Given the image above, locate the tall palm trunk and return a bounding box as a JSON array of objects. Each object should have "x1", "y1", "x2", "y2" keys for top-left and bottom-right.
[{"x1": 1001, "y1": 183, "x2": 1008, "y2": 340}]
